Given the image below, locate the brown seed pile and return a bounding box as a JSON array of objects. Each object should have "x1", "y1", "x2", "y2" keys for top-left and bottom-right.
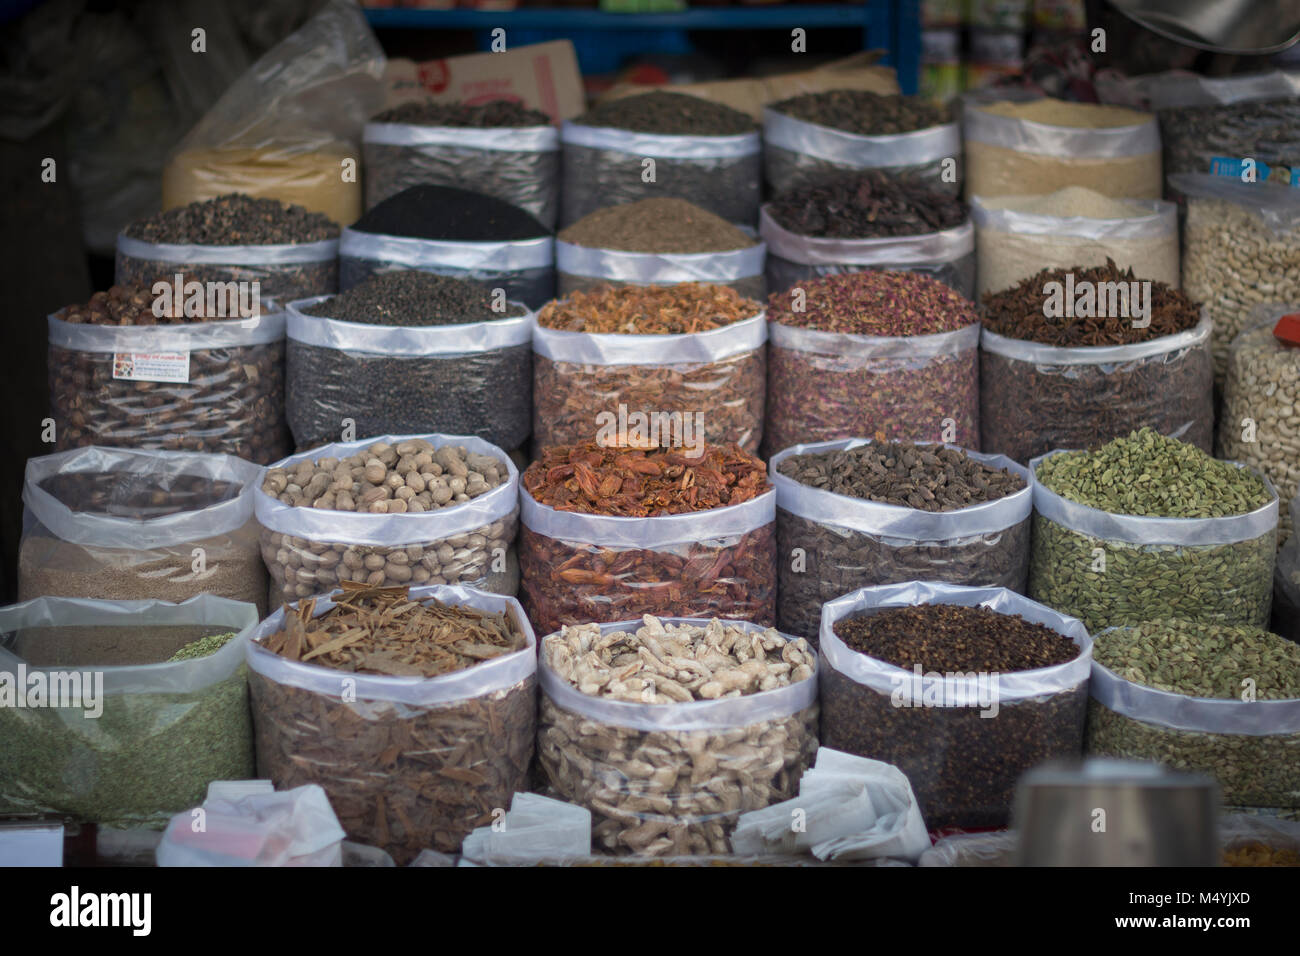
[
  {"x1": 57, "y1": 280, "x2": 261, "y2": 325},
  {"x1": 778, "y1": 442, "x2": 1023, "y2": 510},
  {"x1": 558, "y1": 198, "x2": 756, "y2": 254},
  {"x1": 537, "y1": 283, "x2": 761, "y2": 334}
]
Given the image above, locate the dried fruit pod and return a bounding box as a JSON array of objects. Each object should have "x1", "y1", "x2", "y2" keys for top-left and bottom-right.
[
  {"x1": 257, "y1": 433, "x2": 520, "y2": 609},
  {"x1": 538, "y1": 617, "x2": 818, "y2": 856},
  {"x1": 519, "y1": 488, "x2": 776, "y2": 634},
  {"x1": 819, "y1": 582, "x2": 1092, "y2": 829},
  {"x1": 771, "y1": 440, "x2": 1032, "y2": 641},
  {"x1": 532, "y1": 311, "x2": 767, "y2": 452},
  {"x1": 246, "y1": 585, "x2": 537, "y2": 864},
  {"x1": 48, "y1": 309, "x2": 290, "y2": 464}
]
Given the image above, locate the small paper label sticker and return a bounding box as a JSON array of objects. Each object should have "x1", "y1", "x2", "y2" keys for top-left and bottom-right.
[{"x1": 112, "y1": 351, "x2": 190, "y2": 383}]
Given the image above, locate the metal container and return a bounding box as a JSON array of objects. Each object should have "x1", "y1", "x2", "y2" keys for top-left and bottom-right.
[
  {"x1": 1111, "y1": 0, "x2": 1300, "y2": 55},
  {"x1": 1014, "y1": 758, "x2": 1219, "y2": 866}
]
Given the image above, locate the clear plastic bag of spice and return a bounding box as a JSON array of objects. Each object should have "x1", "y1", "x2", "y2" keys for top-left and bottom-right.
[
  {"x1": 285, "y1": 297, "x2": 533, "y2": 453},
  {"x1": 819, "y1": 582, "x2": 1092, "y2": 830},
  {"x1": 115, "y1": 235, "x2": 340, "y2": 305},
  {"x1": 1170, "y1": 173, "x2": 1300, "y2": 385},
  {"x1": 363, "y1": 122, "x2": 561, "y2": 228},
  {"x1": 560, "y1": 123, "x2": 761, "y2": 227},
  {"x1": 554, "y1": 240, "x2": 767, "y2": 300},
  {"x1": 246, "y1": 585, "x2": 537, "y2": 864},
  {"x1": 762, "y1": 108, "x2": 962, "y2": 195},
  {"x1": 255, "y1": 434, "x2": 521, "y2": 610},
  {"x1": 47, "y1": 308, "x2": 290, "y2": 465},
  {"x1": 1087, "y1": 633, "x2": 1300, "y2": 808},
  {"x1": 338, "y1": 228, "x2": 556, "y2": 309},
  {"x1": 1139, "y1": 71, "x2": 1300, "y2": 204},
  {"x1": 537, "y1": 618, "x2": 818, "y2": 856},
  {"x1": 765, "y1": 321, "x2": 980, "y2": 459},
  {"x1": 1218, "y1": 307, "x2": 1300, "y2": 546},
  {"x1": 531, "y1": 314, "x2": 767, "y2": 454},
  {"x1": 1028, "y1": 451, "x2": 1279, "y2": 634},
  {"x1": 960, "y1": 95, "x2": 1162, "y2": 200},
  {"x1": 20, "y1": 446, "x2": 268, "y2": 616},
  {"x1": 0, "y1": 594, "x2": 259, "y2": 827},
  {"x1": 771, "y1": 440, "x2": 1032, "y2": 641},
  {"x1": 519, "y1": 491, "x2": 777, "y2": 636},
  {"x1": 760, "y1": 208, "x2": 975, "y2": 298},
  {"x1": 917, "y1": 830, "x2": 1018, "y2": 867},
  {"x1": 970, "y1": 195, "x2": 1179, "y2": 296},
  {"x1": 980, "y1": 311, "x2": 1214, "y2": 466}
]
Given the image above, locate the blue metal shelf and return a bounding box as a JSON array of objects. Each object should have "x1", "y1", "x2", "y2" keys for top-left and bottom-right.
[{"x1": 365, "y1": 3, "x2": 919, "y2": 94}]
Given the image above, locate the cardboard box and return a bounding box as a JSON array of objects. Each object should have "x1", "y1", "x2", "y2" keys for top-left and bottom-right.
[
  {"x1": 383, "y1": 40, "x2": 585, "y2": 121},
  {"x1": 598, "y1": 53, "x2": 899, "y2": 122}
]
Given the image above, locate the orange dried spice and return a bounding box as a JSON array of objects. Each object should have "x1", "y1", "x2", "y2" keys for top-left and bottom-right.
[
  {"x1": 262, "y1": 581, "x2": 526, "y2": 678},
  {"x1": 536, "y1": 283, "x2": 761, "y2": 335},
  {"x1": 523, "y1": 441, "x2": 770, "y2": 516},
  {"x1": 1223, "y1": 842, "x2": 1300, "y2": 867}
]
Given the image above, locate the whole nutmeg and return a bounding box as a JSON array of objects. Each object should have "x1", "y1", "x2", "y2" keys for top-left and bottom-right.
[{"x1": 364, "y1": 460, "x2": 387, "y2": 484}]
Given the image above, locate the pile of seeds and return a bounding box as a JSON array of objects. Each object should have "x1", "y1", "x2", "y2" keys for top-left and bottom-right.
[
  {"x1": 769, "y1": 90, "x2": 949, "y2": 134},
  {"x1": 558, "y1": 198, "x2": 756, "y2": 254},
  {"x1": 371, "y1": 100, "x2": 551, "y2": 128},
  {"x1": 523, "y1": 442, "x2": 769, "y2": 517},
  {"x1": 1030, "y1": 430, "x2": 1276, "y2": 632},
  {"x1": 35, "y1": 470, "x2": 242, "y2": 518},
  {"x1": 768, "y1": 270, "x2": 976, "y2": 334},
  {"x1": 544, "y1": 616, "x2": 814, "y2": 702},
  {"x1": 982, "y1": 261, "x2": 1201, "y2": 346},
  {"x1": 168, "y1": 630, "x2": 238, "y2": 662},
  {"x1": 778, "y1": 442, "x2": 1023, "y2": 510},
  {"x1": 1036, "y1": 428, "x2": 1271, "y2": 518},
  {"x1": 821, "y1": 602, "x2": 1086, "y2": 828},
  {"x1": 537, "y1": 283, "x2": 760, "y2": 334},
  {"x1": 575, "y1": 91, "x2": 756, "y2": 135},
  {"x1": 261, "y1": 582, "x2": 527, "y2": 678},
  {"x1": 1087, "y1": 619, "x2": 1300, "y2": 808},
  {"x1": 352, "y1": 184, "x2": 549, "y2": 241},
  {"x1": 56, "y1": 280, "x2": 244, "y2": 325},
  {"x1": 765, "y1": 271, "x2": 980, "y2": 454},
  {"x1": 1093, "y1": 618, "x2": 1300, "y2": 699},
  {"x1": 980, "y1": 261, "x2": 1212, "y2": 464},
  {"x1": 302, "y1": 271, "x2": 526, "y2": 326},
  {"x1": 262, "y1": 439, "x2": 507, "y2": 514},
  {"x1": 290, "y1": 272, "x2": 530, "y2": 450},
  {"x1": 766, "y1": 171, "x2": 967, "y2": 238},
  {"x1": 833, "y1": 604, "x2": 1078, "y2": 671},
  {"x1": 123, "y1": 194, "x2": 339, "y2": 245}
]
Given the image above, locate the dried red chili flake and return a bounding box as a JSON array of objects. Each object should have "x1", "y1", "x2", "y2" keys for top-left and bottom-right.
[
  {"x1": 767, "y1": 270, "x2": 977, "y2": 335},
  {"x1": 537, "y1": 283, "x2": 761, "y2": 335},
  {"x1": 523, "y1": 442, "x2": 771, "y2": 517}
]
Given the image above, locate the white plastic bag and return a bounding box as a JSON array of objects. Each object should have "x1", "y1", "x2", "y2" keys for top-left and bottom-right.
[
  {"x1": 962, "y1": 96, "x2": 1162, "y2": 199},
  {"x1": 980, "y1": 311, "x2": 1214, "y2": 465},
  {"x1": 115, "y1": 234, "x2": 339, "y2": 305},
  {"x1": 771, "y1": 439, "x2": 1031, "y2": 640},
  {"x1": 1029, "y1": 450, "x2": 1278, "y2": 633},
  {"x1": 531, "y1": 312, "x2": 767, "y2": 453},
  {"x1": 765, "y1": 320, "x2": 980, "y2": 457},
  {"x1": 364, "y1": 122, "x2": 560, "y2": 228},
  {"x1": 0, "y1": 594, "x2": 259, "y2": 827},
  {"x1": 762, "y1": 107, "x2": 961, "y2": 194},
  {"x1": 256, "y1": 433, "x2": 520, "y2": 609},
  {"x1": 1088, "y1": 625, "x2": 1300, "y2": 808},
  {"x1": 285, "y1": 296, "x2": 533, "y2": 452},
  {"x1": 48, "y1": 307, "x2": 289, "y2": 464},
  {"x1": 970, "y1": 194, "x2": 1179, "y2": 295},
  {"x1": 918, "y1": 830, "x2": 1017, "y2": 866},
  {"x1": 338, "y1": 228, "x2": 555, "y2": 308},
  {"x1": 20, "y1": 446, "x2": 267, "y2": 613},
  {"x1": 1173, "y1": 173, "x2": 1300, "y2": 383},
  {"x1": 519, "y1": 486, "x2": 776, "y2": 634},
  {"x1": 156, "y1": 783, "x2": 346, "y2": 867},
  {"x1": 560, "y1": 121, "x2": 761, "y2": 227},
  {"x1": 819, "y1": 582, "x2": 1092, "y2": 829},
  {"x1": 555, "y1": 240, "x2": 766, "y2": 300},
  {"x1": 460, "y1": 792, "x2": 592, "y2": 863},
  {"x1": 246, "y1": 584, "x2": 537, "y2": 864},
  {"x1": 537, "y1": 617, "x2": 818, "y2": 856},
  {"x1": 760, "y1": 207, "x2": 975, "y2": 297}
]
